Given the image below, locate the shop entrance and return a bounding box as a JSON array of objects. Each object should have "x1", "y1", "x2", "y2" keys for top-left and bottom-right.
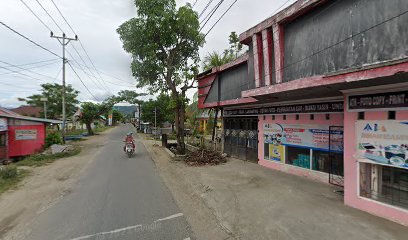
[
  {"x1": 329, "y1": 126, "x2": 344, "y2": 187},
  {"x1": 224, "y1": 117, "x2": 258, "y2": 162}
]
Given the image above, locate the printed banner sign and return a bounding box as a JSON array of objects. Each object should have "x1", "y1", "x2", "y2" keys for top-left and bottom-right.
[
  {"x1": 15, "y1": 130, "x2": 37, "y2": 140},
  {"x1": 0, "y1": 118, "x2": 7, "y2": 131},
  {"x1": 356, "y1": 121, "x2": 408, "y2": 169},
  {"x1": 263, "y1": 123, "x2": 343, "y2": 153},
  {"x1": 224, "y1": 102, "x2": 343, "y2": 117},
  {"x1": 349, "y1": 91, "x2": 408, "y2": 110}
]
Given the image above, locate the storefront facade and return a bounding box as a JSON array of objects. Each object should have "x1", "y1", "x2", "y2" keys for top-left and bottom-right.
[{"x1": 197, "y1": 0, "x2": 408, "y2": 225}]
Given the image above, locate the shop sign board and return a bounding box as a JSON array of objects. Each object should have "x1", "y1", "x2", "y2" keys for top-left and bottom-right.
[
  {"x1": 0, "y1": 118, "x2": 7, "y2": 131},
  {"x1": 263, "y1": 123, "x2": 344, "y2": 161},
  {"x1": 356, "y1": 121, "x2": 408, "y2": 169},
  {"x1": 15, "y1": 129, "x2": 38, "y2": 140},
  {"x1": 224, "y1": 102, "x2": 343, "y2": 117},
  {"x1": 348, "y1": 91, "x2": 408, "y2": 110}
]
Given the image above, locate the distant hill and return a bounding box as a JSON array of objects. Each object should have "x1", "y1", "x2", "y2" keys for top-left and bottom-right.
[{"x1": 113, "y1": 105, "x2": 138, "y2": 117}]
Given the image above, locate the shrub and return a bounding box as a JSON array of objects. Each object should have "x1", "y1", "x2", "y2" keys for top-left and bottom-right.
[
  {"x1": 0, "y1": 165, "x2": 18, "y2": 179},
  {"x1": 45, "y1": 131, "x2": 63, "y2": 148}
]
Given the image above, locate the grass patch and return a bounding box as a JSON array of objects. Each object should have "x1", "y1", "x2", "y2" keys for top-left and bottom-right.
[
  {"x1": 94, "y1": 126, "x2": 111, "y2": 134},
  {"x1": 15, "y1": 146, "x2": 81, "y2": 167},
  {"x1": 0, "y1": 166, "x2": 29, "y2": 195}
]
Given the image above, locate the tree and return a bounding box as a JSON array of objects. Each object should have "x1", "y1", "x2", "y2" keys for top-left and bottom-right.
[
  {"x1": 202, "y1": 32, "x2": 245, "y2": 71},
  {"x1": 18, "y1": 83, "x2": 79, "y2": 119},
  {"x1": 141, "y1": 93, "x2": 175, "y2": 128},
  {"x1": 117, "y1": 0, "x2": 205, "y2": 154},
  {"x1": 116, "y1": 90, "x2": 146, "y2": 127},
  {"x1": 111, "y1": 109, "x2": 124, "y2": 125},
  {"x1": 185, "y1": 91, "x2": 202, "y2": 136},
  {"x1": 80, "y1": 98, "x2": 117, "y2": 135},
  {"x1": 203, "y1": 51, "x2": 235, "y2": 71}
]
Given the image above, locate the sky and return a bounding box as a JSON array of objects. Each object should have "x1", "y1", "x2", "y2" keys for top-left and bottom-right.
[{"x1": 0, "y1": 0, "x2": 296, "y2": 108}]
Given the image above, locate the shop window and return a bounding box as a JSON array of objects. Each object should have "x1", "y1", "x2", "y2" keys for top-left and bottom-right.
[
  {"x1": 283, "y1": 115, "x2": 286, "y2": 120},
  {"x1": 360, "y1": 163, "x2": 408, "y2": 210},
  {"x1": 286, "y1": 146, "x2": 310, "y2": 169},
  {"x1": 296, "y1": 114, "x2": 300, "y2": 120},
  {"x1": 388, "y1": 111, "x2": 396, "y2": 120},
  {"x1": 312, "y1": 150, "x2": 343, "y2": 174},
  {"x1": 358, "y1": 112, "x2": 365, "y2": 120},
  {"x1": 325, "y1": 114, "x2": 330, "y2": 120},
  {"x1": 0, "y1": 134, "x2": 5, "y2": 146},
  {"x1": 310, "y1": 114, "x2": 314, "y2": 120}
]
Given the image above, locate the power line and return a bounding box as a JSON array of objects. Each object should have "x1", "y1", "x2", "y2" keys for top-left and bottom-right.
[
  {"x1": 35, "y1": 0, "x2": 64, "y2": 33},
  {"x1": 0, "y1": 65, "x2": 44, "y2": 82},
  {"x1": 0, "y1": 21, "x2": 61, "y2": 58},
  {"x1": 67, "y1": 62, "x2": 99, "y2": 101},
  {"x1": 7, "y1": 58, "x2": 60, "y2": 67},
  {"x1": 205, "y1": 0, "x2": 238, "y2": 36},
  {"x1": 199, "y1": 0, "x2": 214, "y2": 18},
  {"x1": 50, "y1": 0, "x2": 76, "y2": 35},
  {"x1": 0, "y1": 60, "x2": 59, "y2": 80},
  {"x1": 0, "y1": 60, "x2": 59, "y2": 76},
  {"x1": 269, "y1": 0, "x2": 293, "y2": 17},
  {"x1": 200, "y1": 0, "x2": 224, "y2": 31},
  {"x1": 20, "y1": 0, "x2": 52, "y2": 32},
  {"x1": 193, "y1": 0, "x2": 199, "y2": 7}
]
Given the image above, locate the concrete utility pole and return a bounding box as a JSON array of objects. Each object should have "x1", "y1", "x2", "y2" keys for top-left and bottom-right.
[
  {"x1": 51, "y1": 32, "x2": 78, "y2": 143},
  {"x1": 40, "y1": 97, "x2": 48, "y2": 119}
]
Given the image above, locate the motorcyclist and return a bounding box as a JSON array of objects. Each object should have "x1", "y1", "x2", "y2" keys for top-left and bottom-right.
[{"x1": 123, "y1": 132, "x2": 135, "y2": 152}]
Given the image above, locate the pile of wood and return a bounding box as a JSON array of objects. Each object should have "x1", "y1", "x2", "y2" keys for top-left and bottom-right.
[{"x1": 184, "y1": 149, "x2": 227, "y2": 166}]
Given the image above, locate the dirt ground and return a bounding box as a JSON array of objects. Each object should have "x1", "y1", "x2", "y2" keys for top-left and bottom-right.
[
  {"x1": 142, "y1": 139, "x2": 408, "y2": 240},
  {"x1": 0, "y1": 129, "x2": 113, "y2": 240}
]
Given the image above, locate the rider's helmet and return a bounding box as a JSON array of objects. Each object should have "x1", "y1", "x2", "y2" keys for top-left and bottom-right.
[{"x1": 127, "y1": 132, "x2": 133, "y2": 136}]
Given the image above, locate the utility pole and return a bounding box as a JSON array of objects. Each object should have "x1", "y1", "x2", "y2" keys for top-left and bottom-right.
[
  {"x1": 51, "y1": 32, "x2": 78, "y2": 144},
  {"x1": 40, "y1": 97, "x2": 48, "y2": 119}
]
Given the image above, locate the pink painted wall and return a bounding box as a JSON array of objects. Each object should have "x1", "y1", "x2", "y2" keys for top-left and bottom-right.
[
  {"x1": 258, "y1": 113, "x2": 343, "y2": 183},
  {"x1": 343, "y1": 95, "x2": 408, "y2": 226}
]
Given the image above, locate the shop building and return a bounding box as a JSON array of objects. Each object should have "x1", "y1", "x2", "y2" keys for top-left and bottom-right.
[
  {"x1": 198, "y1": 0, "x2": 408, "y2": 225},
  {"x1": 0, "y1": 107, "x2": 61, "y2": 160}
]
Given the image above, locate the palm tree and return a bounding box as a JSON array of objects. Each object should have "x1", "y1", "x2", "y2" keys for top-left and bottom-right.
[{"x1": 203, "y1": 51, "x2": 235, "y2": 71}]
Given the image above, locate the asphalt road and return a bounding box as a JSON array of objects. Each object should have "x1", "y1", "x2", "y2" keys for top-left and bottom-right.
[{"x1": 23, "y1": 125, "x2": 193, "y2": 240}]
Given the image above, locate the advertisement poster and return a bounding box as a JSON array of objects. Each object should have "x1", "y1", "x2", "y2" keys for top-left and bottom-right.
[
  {"x1": 269, "y1": 144, "x2": 285, "y2": 162},
  {"x1": 356, "y1": 121, "x2": 408, "y2": 169},
  {"x1": 15, "y1": 130, "x2": 38, "y2": 140},
  {"x1": 263, "y1": 123, "x2": 343, "y2": 154},
  {"x1": 0, "y1": 118, "x2": 7, "y2": 131}
]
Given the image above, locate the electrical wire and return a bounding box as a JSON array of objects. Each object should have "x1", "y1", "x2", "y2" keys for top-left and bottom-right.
[
  {"x1": 67, "y1": 62, "x2": 100, "y2": 101},
  {"x1": 199, "y1": 0, "x2": 224, "y2": 31},
  {"x1": 193, "y1": 0, "x2": 199, "y2": 7},
  {"x1": 19, "y1": 0, "x2": 52, "y2": 32},
  {"x1": 0, "y1": 21, "x2": 61, "y2": 58},
  {"x1": 50, "y1": 0, "x2": 76, "y2": 35},
  {"x1": 199, "y1": 0, "x2": 214, "y2": 18},
  {"x1": 0, "y1": 60, "x2": 59, "y2": 76},
  {"x1": 205, "y1": 0, "x2": 238, "y2": 36},
  {"x1": 0, "y1": 60, "x2": 58, "y2": 80},
  {"x1": 34, "y1": 0, "x2": 64, "y2": 33}
]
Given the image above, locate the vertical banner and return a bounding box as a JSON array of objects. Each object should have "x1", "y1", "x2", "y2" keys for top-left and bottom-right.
[{"x1": 356, "y1": 121, "x2": 408, "y2": 169}]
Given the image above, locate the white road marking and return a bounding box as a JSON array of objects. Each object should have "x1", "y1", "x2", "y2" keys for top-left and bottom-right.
[
  {"x1": 155, "y1": 212, "x2": 184, "y2": 222},
  {"x1": 69, "y1": 213, "x2": 184, "y2": 240}
]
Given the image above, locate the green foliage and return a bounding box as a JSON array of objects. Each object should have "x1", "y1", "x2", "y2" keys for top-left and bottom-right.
[
  {"x1": 141, "y1": 93, "x2": 175, "y2": 126},
  {"x1": 186, "y1": 91, "x2": 202, "y2": 136},
  {"x1": 45, "y1": 131, "x2": 63, "y2": 148},
  {"x1": 80, "y1": 100, "x2": 115, "y2": 135},
  {"x1": 116, "y1": 90, "x2": 146, "y2": 105},
  {"x1": 203, "y1": 32, "x2": 245, "y2": 71},
  {"x1": 18, "y1": 83, "x2": 79, "y2": 119},
  {"x1": 0, "y1": 167, "x2": 28, "y2": 195},
  {"x1": 112, "y1": 109, "x2": 124, "y2": 125},
  {"x1": 117, "y1": 0, "x2": 205, "y2": 93},
  {"x1": 0, "y1": 165, "x2": 18, "y2": 179},
  {"x1": 16, "y1": 146, "x2": 81, "y2": 167},
  {"x1": 205, "y1": 111, "x2": 215, "y2": 135}
]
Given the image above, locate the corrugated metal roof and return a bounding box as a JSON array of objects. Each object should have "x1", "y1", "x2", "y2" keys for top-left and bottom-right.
[{"x1": 0, "y1": 107, "x2": 62, "y2": 124}]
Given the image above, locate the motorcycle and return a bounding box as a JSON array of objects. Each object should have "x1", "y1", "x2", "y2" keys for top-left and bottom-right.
[{"x1": 124, "y1": 142, "x2": 135, "y2": 158}]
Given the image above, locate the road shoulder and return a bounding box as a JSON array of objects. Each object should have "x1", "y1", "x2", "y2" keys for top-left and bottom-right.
[{"x1": 0, "y1": 128, "x2": 114, "y2": 240}]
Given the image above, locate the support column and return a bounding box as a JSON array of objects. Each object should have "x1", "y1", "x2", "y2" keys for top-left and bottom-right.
[
  {"x1": 252, "y1": 34, "x2": 263, "y2": 88},
  {"x1": 272, "y1": 24, "x2": 284, "y2": 84},
  {"x1": 262, "y1": 29, "x2": 273, "y2": 86}
]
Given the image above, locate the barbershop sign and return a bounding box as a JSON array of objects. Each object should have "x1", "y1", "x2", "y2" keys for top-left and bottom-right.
[
  {"x1": 224, "y1": 102, "x2": 343, "y2": 117},
  {"x1": 348, "y1": 91, "x2": 408, "y2": 110}
]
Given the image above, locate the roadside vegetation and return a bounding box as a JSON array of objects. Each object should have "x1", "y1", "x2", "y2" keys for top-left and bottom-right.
[
  {"x1": 15, "y1": 146, "x2": 81, "y2": 167},
  {"x1": 0, "y1": 165, "x2": 29, "y2": 195}
]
